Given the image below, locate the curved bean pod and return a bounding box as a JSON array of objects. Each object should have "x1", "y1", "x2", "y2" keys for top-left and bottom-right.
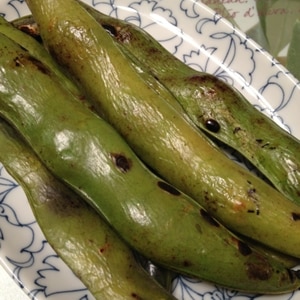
[
  {"x1": 0, "y1": 119, "x2": 176, "y2": 300},
  {"x1": 8, "y1": 14, "x2": 300, "y2": 271},
  {"x1": 26, "y1": 0, "x2": 300, "y2": 258},
  {"x1": 1, "y1": 30, "x2": 298, "y2": 293},
  {"x1": 80, "y1": 4, "x2": 300, "y2": 205}
]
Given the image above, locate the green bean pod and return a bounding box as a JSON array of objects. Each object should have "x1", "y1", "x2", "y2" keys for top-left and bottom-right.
[
  {"x1": 0, "y1": 16, "x2": 83, "y2": 100},
  {"x1": 0, "y1": 119, "x2": 176, "y2": 300},
  {"x1": 26, "y1": 0, "x2": 300, "y2": 258},
  {"x1": 12, "y1": 5, "x2": 300, "y2": 205},
  {"x1": 1, "y1": 30, "x2": 298, "y2": 294},
  {"x1": 0, "y1": 15, "x2": 178, "y2": 290},
  {"x1": 6, "y1": 14, "x2": 192, "y2": 126},
  {"x1": 79, "y1": 3, "x2": 300, "y2": 205},
  {"x1": 8, "y1": 14, "x2": 300, "y2": 271}
]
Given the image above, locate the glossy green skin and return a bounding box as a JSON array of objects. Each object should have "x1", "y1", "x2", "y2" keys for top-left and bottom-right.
[
  {"x1": 83, "y1": 7, "x2": 300, "y2": 205},
  {"x1": 1, "y1": 32, "x2": 297, "y2": 294},
  {"x1": 1, "y1": 15, "x2": 177, "y2": 290},
  {"x1": 0, "y1": 120, "x2": 176, "y2": 300},
  {"x1": 0, "y1": 17, "x2": 83, "y2": 100},
  {"x1": 10, "y1": 15, "x2": 300, "y2": 271},
  {"x1": 26, "y1": 0, "x2": 300, "y2": 259}
]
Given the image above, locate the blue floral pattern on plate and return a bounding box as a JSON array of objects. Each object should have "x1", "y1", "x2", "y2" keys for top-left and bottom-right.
[
  {"x1": 0, "y1": 0, "x2": 300, "y2": 299},
  {"x1": 0, "y1": 166, "x2": 95, "y2": 300}
]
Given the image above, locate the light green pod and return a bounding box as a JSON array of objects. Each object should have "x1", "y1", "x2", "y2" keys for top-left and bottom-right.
[
  {"x1": 0, "y1": 16, "x2": 83, "y2": 99},
  {"x1": 0, "y1": 119, "x2": 176, "y2": 300},
  {"x1": 26, "y1": 0, "x2": 300, "y2": 259},
  {"x1": 7, "y1": 14, "x2": 191, "y2": 124},
  {"x1": 79, "y1": 4, "x2": 300, "y2": 205},
  {"x1": 9, "y1": 14, "x2": 300, "y2": 270},
  {"x1": 0, "y1": 15, "x2": 177, "y2": 290},
  {"x1": 1, "y1": 30, "x2": 299, "y2": 294}
]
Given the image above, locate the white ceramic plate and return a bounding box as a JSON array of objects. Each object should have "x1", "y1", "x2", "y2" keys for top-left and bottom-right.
[{"x1": 0, "y1": 0, "x2": 300, "y2": 299}]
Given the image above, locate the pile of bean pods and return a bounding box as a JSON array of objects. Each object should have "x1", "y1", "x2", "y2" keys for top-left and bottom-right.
[{"x1": 0, "y1": 0, "x2": 300, "y2": 298}]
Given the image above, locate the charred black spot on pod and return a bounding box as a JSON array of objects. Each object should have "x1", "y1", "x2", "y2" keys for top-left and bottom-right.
[
  {"x1": 187, "y1": 74, "x2": 226, "y2": 91},
  {"x1": 261, "y1": 142, "x2": 270, "y2": 148},
  {"x1": 233, "y1": 126, "x2": 241, "y2": 134},
  {"x1": 183, "y1": 260, "x2": 192, "y2": 267},
  {"x1": 102, "y1": 24, "x2": 118, "y2": 37},
  {"x1": 157, "y1": 181, "x2": 181, "y2": 196},
  {"x1": 257, "y1": 140, "x2": 276, "y2": 150},
  {"x1": 28, "y1": 56, "x2": 51, "y2": 75},
  {"x1": 186, "y1": 74, "x2": 207, "y2": 84},
  {"x1": 205, "y1": 119, "x2": 220, "y2": 133},
  {"x1": 200, "y1": 209, "x2": 220, "y2": 227},
  {"x1": 131, "y1": 292, "x2": 142, "y2": 299},
  {"x1": 238, "y1": 240, "x2": 252, "y2": 256},
  {"x1": 246, "y1": 260, "x2": 273, "y2": 281},
  {"x1": 18, "y1": 24, "x2": 43, "y2": 43},
  {"x1": 117, "y1": 28, "x2": 133, "y2": 44},
  {"x1": 102, "y1": 24, "x2": 133, "y2": 43},
  {"x1": 14, "y1": 56, "x2": 22, "y2": 67},
  {"x1": 14, "y1": 53, "x2": 51, "y2": 75},
  {"x1": 247, "y1": 188, "x2": 256, "y2": 197},
  {"x1": 292, "y1": 212, "x2": 300, "y2": 221},
  {"x1": 111, "y1": 153, "x2": 132, "y2": 173}
]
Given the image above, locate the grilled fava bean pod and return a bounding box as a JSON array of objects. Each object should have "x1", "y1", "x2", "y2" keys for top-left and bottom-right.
[
  {"x1": 1, "y1": 32, "x2": 298, "y2": 294},
  {"x1": 26, "y1": 0, "x2": 300, "y2": 258},
  {"x1": 79, "y1": 4, "x2": 300, "y2": 205},
  {"x1": 9, "y1": 15, "x2": 300, "y2": 272},
  {"x1": 0, "y1": 119, "x2": 176, "y2": 300},
  {"x1": 14, "y1": 5, "x2": 300, "y2": 205},
  {"x1": 0, "y1": 17, "x2": 83, "y2": 100},
  {"x1": 0, "y1": 16, "x2": 177, "y2": 290},
  {"x1": 7, "y1": 14, "x2": 193, "y2": 127}
]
